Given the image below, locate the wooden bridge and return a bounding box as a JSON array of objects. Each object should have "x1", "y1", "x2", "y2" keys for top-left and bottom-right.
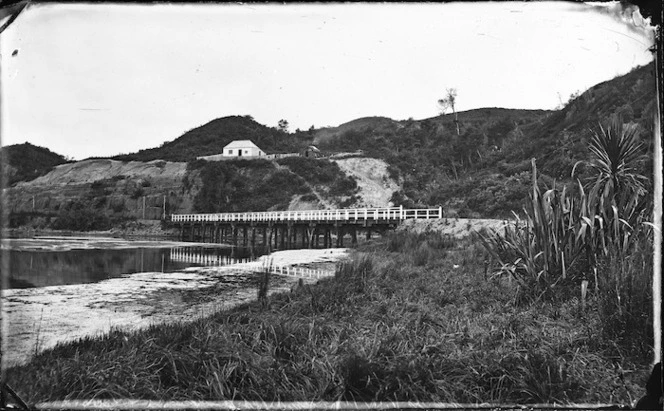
[{"x1": 169, "y1": 206, "x2": 442, "y2": 248}]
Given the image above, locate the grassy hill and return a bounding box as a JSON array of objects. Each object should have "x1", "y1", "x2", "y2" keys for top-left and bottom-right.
[
  {"x1": 113, "y1": 115, "x2": 314, "y2": 162},
  {"x1": 1, "y1": 143, "x2": 69, "y2": 186},
  {"x1": 316, "y1": 62, "x2": 657, "y2": 217},
  {"x1": 508, "y1": 63, "x2": 657, "y2": 180},
  {"x1": 314, "y1": 116, "x2": 400, "y2": 145}
]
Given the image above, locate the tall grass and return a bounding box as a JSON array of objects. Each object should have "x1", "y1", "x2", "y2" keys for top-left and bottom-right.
[
  {"x1": 479, "y1": 116, "x2": 654, "y2": 355},
  {"x1": 256, "y1": 260, "x2": 272, "y2": 309},
  {"x1": 596, "y1": 231, "x2": 653, "y2": 359}
]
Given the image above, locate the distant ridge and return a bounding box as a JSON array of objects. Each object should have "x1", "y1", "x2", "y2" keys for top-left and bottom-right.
[{"x1": 313, "y1": 109, "x2": 552, "y2": 144}]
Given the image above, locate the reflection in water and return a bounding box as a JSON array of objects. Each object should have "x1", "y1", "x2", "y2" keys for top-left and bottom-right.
[
  {"x1": 168, "y1": 247, "x2": 255, "y2": 266},
  {"x1": 6, "y1": 246, "x2": 267, "y2": 289}
]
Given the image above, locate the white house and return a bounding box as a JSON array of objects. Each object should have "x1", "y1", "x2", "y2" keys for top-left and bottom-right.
[{"x1": 223, "y1": 140, "x2": 265, "y2": 158}]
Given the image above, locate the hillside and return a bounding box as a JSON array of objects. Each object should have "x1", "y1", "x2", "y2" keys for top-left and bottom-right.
[
  {"x1": 6, "y1": 159, "x2": 192, "y2": 230},
  {"x1": 113, "y1": 115, "x2": 314, "y2": 162},
  {"x1": 314, "y1": 116, "x2": 399, "y2": 145},
  {"x1": 316, "y1": 62, "x2": 656, "y2": 217},
  {"x1": 4, "y1": 156, "x2": 365, "y2": 232},
  {"x1": 509, "y1": 62, "x2": 657, "y2": 179},
  {"x1": 188, "y1": 157, "x2": 360, "y2": 213},
  {"x1": 1, "y1": 143, "x2": 68, "y2": 186}
]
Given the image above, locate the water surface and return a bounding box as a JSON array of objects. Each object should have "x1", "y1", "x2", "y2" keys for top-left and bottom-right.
[{"x1": 6, "y1": 243, "x2": 261, "y2": 288}]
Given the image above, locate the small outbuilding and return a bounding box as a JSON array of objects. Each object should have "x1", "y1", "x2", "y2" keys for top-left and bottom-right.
[
  {"x1": 223, "y1": 140, "x2": 265, "y2": 158},
  {"x1": 301, "y1": 145, "x2": 322, "y2": 158}
]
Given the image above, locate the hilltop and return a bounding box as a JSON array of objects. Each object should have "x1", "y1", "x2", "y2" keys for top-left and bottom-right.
[
  {"x1": 313, "y1": 109, "x2": 551, "y2": 146},
  {"x1": 112, "y1": 115, "x2": 314, "y2": 162},
  {"x1": 1, "y1": 142, "x2": 69, "y2": 186}
]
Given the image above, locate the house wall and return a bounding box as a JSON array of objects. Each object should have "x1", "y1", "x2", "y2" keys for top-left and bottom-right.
[{"x1": 223, "y1": 146, "x2": 264, "y2": 157}]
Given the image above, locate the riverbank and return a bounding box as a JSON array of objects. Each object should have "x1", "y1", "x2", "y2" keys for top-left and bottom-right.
[{"x1": 4, "y1": 230, "x2": 653, "y2": 406}]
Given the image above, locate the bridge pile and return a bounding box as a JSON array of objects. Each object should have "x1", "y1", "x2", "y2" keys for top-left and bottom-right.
[{"x1": 169, "y1": 206, "x2": 442, "y2": 248}]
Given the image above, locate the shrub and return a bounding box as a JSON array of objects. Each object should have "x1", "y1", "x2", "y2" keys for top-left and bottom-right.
[
  {"x1": 386, "y1": 231, "x2": 455, "y2": 254},
  {"x1": 8, "y1": 211, "x2": 54, "y2": 228},
  {"x1": 412, "y1": 243, "x2": 432, "y2": 267},
  {"x1": 278, "y1": 157, "x2": 359, "y2": 198},
  {"x1": 51, "y1": 200, "x2": 113, "y2": 231},
  {"x1": 335, "y1": 254, "x2": 374, "y2": 293},
  {"x1": 130, "y1": 187, "x2": 144, "y2": 200}
]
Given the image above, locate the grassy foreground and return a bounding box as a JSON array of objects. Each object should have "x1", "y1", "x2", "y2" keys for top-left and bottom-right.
[{"x1": 5, "y1": 231, "x2": 654, "y2": 405}]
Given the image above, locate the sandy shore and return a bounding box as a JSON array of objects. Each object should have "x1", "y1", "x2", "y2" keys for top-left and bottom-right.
[{"x1": 2, "y1": 248, "x2": 349, "y2": 369}]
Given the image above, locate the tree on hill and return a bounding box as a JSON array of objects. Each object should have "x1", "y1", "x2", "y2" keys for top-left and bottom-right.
[
  {"x1": 278, "y1": 119, "x2": 289, "y2": 133},
  {"x1": 439, "y1": 88, "x2": 460, "y2": 136}
]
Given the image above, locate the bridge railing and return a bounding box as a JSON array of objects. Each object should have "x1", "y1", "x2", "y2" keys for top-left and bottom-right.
[{"x1": 170, "y1": 206, "x2": 442, "y2": 223}]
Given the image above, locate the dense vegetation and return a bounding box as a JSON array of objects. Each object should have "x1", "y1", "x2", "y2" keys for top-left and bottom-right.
[
  {"x1": 6, "y1": 230, "x2": 652, "y2": 404},
  {"x1": 276, "y1": 156, "x2": 359, "y2": 204},
  {"x1": 8, "y1": 186, "x2": 136, "y2": 231},
  {"x1": 113, "y1": 115, "x2": 314, "y2": 162},
  {"x1": 188, "y1": 157, "x2": 358, "y2": 213},
  {"x1": 189, "y1": 159, "x2": 309, "y2": 213},
  {"x1": 1, "y1": 142, "x2": 68, "y2": 186},
  {"x1": 317, "y1": 62, "x2": 656, "y2": 217}
]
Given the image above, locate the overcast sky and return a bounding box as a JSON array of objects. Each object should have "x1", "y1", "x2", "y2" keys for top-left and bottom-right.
[{"x1": 0, "y1": 2, "x2": 656, "y2": 160}]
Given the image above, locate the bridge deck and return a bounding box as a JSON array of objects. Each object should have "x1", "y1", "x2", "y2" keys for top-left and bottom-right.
[{"x1": 171, "y1": 206, "x2": 442, "y2": 224}]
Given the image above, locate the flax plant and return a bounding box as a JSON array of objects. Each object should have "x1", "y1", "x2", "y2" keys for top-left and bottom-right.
[
  {"x1": 478, "y1": 185, "x2": 586, "y2": 302},
  {"x1": 480, "y1": 115, "x2": 652, "y2": 307}
]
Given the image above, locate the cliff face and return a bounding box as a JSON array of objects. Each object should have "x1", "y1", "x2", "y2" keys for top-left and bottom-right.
[{"x1": 332, "y1": 157, "x2": 399, "y2": 208}]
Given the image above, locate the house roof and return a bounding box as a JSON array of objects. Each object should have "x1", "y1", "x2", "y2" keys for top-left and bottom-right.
[{"x1": 224, "y1": 140, "x2": 260, "y2": 149}]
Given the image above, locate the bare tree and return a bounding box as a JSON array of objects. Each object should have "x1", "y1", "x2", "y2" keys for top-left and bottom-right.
[{"x1": 438, "y1": 88, "x2": 459, "y2": 136}]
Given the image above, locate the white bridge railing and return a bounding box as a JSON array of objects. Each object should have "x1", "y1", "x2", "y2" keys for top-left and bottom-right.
[{"x1": 170, "y1": 206, "x2": 442, "y2": 223}]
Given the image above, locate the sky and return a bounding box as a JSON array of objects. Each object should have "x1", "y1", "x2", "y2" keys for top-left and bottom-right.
[{"x1": 0, "y1": 2, "x2": 656, "y2": 160}]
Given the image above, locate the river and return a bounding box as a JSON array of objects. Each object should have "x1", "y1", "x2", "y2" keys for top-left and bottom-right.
[{"x1": 1, "y1": 236, "x2": 348, "y2": 368}]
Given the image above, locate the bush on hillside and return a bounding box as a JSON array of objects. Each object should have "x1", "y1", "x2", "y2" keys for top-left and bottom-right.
[
  {"x1": 50, "y1": 200, "x2": 126, "y2": 231},
  {"x1": 277, "y1": 157, "x2": 359, "y2": 199},
  {"x1": 3, "y1": 143, "x2": 68, "y2": 185},
  {"x1": 193, "y1": 160, "x2": 309, "y2": 213}
]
